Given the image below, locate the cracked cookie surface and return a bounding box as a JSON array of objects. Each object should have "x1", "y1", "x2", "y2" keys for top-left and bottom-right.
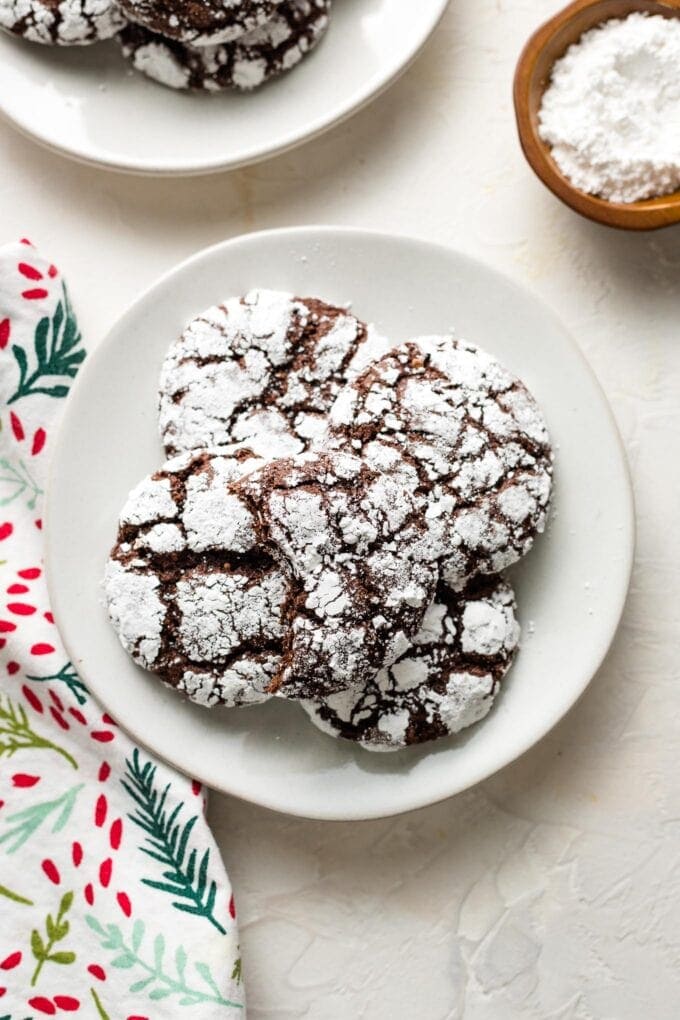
[
  {"x1": 117, "y1": 0, "x2": 277, "y2": 47},
  {"x1": 158, "y1": 287, "x2": 370, "y2": 457},
  {"x1": 104, "y1": 448, "x2": 288, "y2": 708},
  {"x1": 323, "y1": 336, "x2": 553, "y2": 585},
  {"x1": 119, "y1": 0, "x2": 330, "y2": 90},
  {"x1": 0, "y1": 0, "x2": 124, "y2": 44},
  {"x1": 237, "y1": 450, "x2": 442, "y2": 699},
  {"x1": 302, "y1": 575, "x2": 520, "y2": 751}
]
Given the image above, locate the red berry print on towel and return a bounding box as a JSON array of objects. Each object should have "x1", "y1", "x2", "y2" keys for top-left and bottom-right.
[
  {"x1": 54, "y1": 995, "x2": 80, "y2": 1011},
  {"x1": 31, "y1": 643, "x2": 56, "y2": 655},
  {"x1": 0, "y1": 951, "x2": 22, "y2": 970},
  {"x1": 41, "y1": 858, "x2": 61, "y2": 884},
  {"x1": 28, "y1": 996, "x2": 57, "y2": 1014},
  {"x1": 10, "y1": 411, "x2": 24, "y2": 440},
  {"x1": 18, "y1": 262, "x2": 45, "y2": 282},
  {"x1": 12, "y1": 772, "x2": 40, "y2": 787}
]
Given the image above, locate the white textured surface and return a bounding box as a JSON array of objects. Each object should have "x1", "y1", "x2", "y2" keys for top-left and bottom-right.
[{"x1": 3, "y1": 0, "x2": 677, "y2": 1014}]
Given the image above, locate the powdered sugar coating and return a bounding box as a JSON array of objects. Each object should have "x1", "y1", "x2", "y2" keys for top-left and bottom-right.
[
  {"x1": 119, "y1": 0, "x2": 330, "y2": 92},
  {"x1": 302, "y1": 576, "x2": 520, "y2": 752},
  {"x1": 117, "y1": 0, "x2": 277, "y2": 47},
  {"x1": 158, "y1": 288, "x2": 368, "y2": 459},
  {"x1": 104, "y1": 448, "x2": 289, "y2": 708},
  {"x1": 0, "y1": 0, "x2": 123, "y2": 44},
  {"x1": 323, "y1": 335, "x2": 553, "y2": 584},
  {"x1": 237, "y1": 449, "x2": 441, "y2": 698}
]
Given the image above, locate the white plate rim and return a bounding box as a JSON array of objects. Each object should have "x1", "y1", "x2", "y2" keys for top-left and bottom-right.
[
  {"x1": 0, "y1": 0, "x2": 450, "y2": 176},
  {"x1": 45, "y1": 225, "x2": 636, "y2": 820}
]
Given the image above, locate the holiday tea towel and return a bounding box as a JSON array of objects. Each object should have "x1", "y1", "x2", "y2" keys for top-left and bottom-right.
[{"x1": 0, "y1": 240, "x2": 245, "y2": 1019}]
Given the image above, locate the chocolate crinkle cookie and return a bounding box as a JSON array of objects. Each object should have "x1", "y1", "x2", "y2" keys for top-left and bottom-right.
[
  {"x1": 236, "y1": 450, "x2": 443, "y2": 699},
  {"x1": 322, "y1": 335, "x2": 554, "y2": 585},
  {"x1": 105, "y1": 297, "x2": 554, "y2": 753},
  {"x1": 104, "y1": 448, "x2": 289, "y2": 709},
  {"x1": 0, "y1": 0, "x2": 124, "y2": 44},
  {"x1": 158, "y1": 288, "x2": 371, "y2": 458},
  {"x1": 117, "y1": 0, "x2": 278, "y2": 47},
  {"x1": 302, "y1": 575, "x2": 520, "y2": 752},
  {"x1": 118, "y1": 0, "x2": 330, "y2": 91}
]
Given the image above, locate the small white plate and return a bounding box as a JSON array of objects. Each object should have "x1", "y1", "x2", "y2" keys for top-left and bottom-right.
[
  {"x1": 46, "y1": 227, "x2": 634, "y2": 820},
  {"x1": 0, "y1": 0, "x2": 449, "y2": 175}
]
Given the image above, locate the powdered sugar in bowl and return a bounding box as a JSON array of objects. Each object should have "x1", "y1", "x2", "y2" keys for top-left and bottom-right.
[{"x1": 514, "y1": 0, "x2": 680, "y2": 230}]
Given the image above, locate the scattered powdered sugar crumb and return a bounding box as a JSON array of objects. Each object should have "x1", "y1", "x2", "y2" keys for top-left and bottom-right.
[
  {"x1": 539, "y1": 13, "x2": 680, "y2": 202},
  {"x1": 131, "y1": 42, "x2": 190, "y2": 89},
  {"x1": 460, "y1": 591, "x2": 520, "y2": 657}
]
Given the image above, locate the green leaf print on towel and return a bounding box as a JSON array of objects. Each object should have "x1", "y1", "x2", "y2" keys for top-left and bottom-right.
[
  {"x1": 0, "y1": 694, "x2": 78, "y2": 769},
  {"x1": 8, "y1": 284, "x2": 85, "y2": 405},
  {"x1": 0, "y1": 883, "x2": 33, "y2": 906},
  {"x1": 0, "y1": 783, "x2": 84, "y2": 853},
  {"x1": 26, "y1": 662, "x2": 88, "y2": 707},
  {"x1": 86, "y1": 916, "x2": 243, "y2": 1009},
  {"x1": 0, "y1": 455, "x2": 42, "y2": 509},
  {"x1": 122, "y1": 749, "x2": 227, "y2": 934},
  {"x1": 30, "y1": 890, "x2": 76, "y2": 986}
]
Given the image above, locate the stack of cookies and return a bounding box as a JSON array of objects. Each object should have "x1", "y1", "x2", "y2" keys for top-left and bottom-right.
[
  {"x1": 0, "y1": 0, "x2": 331, "y2": 92},
  {"x1": 104, "y1": 289, "x2": 554, "y2": 753}
]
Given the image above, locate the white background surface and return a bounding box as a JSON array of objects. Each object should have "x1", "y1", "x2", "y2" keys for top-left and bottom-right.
[{"x1": 2, "y1": 0, "x2": 678, "y2": 1016}]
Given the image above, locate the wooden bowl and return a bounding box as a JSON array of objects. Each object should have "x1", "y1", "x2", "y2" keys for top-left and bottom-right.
[{"x1": 514, "y1": 0, "x2": 680, "y2": 230}]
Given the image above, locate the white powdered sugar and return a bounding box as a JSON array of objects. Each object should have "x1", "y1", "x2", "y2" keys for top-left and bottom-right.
[
  {"x1": 104, "y1": 560, "x2": 166, "y2": 668},
  {"x1": 120, "y1": 475, "x2": 177, "y2": 526},
  {"x1": 130, "y1": 42, "x2": 191, "y2": 89},
  {"x1": 182, "y1": 455, "x2": 262, "y2": 552},
  {"x1": 539, "y1": 13, "x2": 680, "y2": 203},
  {"x1": 460, "y1": 587, "x2": 520, "y2": 657},
  {"x1": 175, "y1": 569, "x2": 287, "y2": 661},
  {"x1": 136, "y1": 523, "x2": 187, "y2": 554}
]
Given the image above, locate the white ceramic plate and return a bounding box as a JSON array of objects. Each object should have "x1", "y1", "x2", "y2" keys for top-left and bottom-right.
[
  {"x1": 46, "y1": 226, "x2": 634, "y2": 820},
  {"x1": 0, "y1": 0, "x2": 449, "y2": 175}
]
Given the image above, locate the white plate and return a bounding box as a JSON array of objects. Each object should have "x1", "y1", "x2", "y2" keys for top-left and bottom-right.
[
  {"x1": 46, "y1": 226, "x2": 634, "y2": 820},
  {"x1": 0, "y1": 0, "x2": 449, "y2": 175}
]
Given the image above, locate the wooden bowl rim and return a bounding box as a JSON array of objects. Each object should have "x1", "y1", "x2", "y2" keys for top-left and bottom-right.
[{"x1": 513, "y1": 0, "x2": 680, "y2": 231}]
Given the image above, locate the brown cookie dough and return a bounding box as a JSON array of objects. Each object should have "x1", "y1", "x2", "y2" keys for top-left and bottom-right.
[
  {"x1": 236, "y1": 450, "x2": 442, "y2": 699},
  {"x1": 323, "y1": 336, "x2": 554, "y2": 585},
  {"x1": 158, "y1": 288, "x2": 370, "y2": 458},
  {"x1": 303, "y1": 575, "x2": 520, "y2": 752},
  {"x1": 118, "y1": 0, "x2": 330, "y2": 90},
  {"x1": 104, "y1": 448, "x2": 288, "y2": 709},
  {"x1": 117, "y1": 0, "x2": 277, "y2": 47},
  {"x1": 0, "y1": 0, "x2": 124, "y2": 44}
]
